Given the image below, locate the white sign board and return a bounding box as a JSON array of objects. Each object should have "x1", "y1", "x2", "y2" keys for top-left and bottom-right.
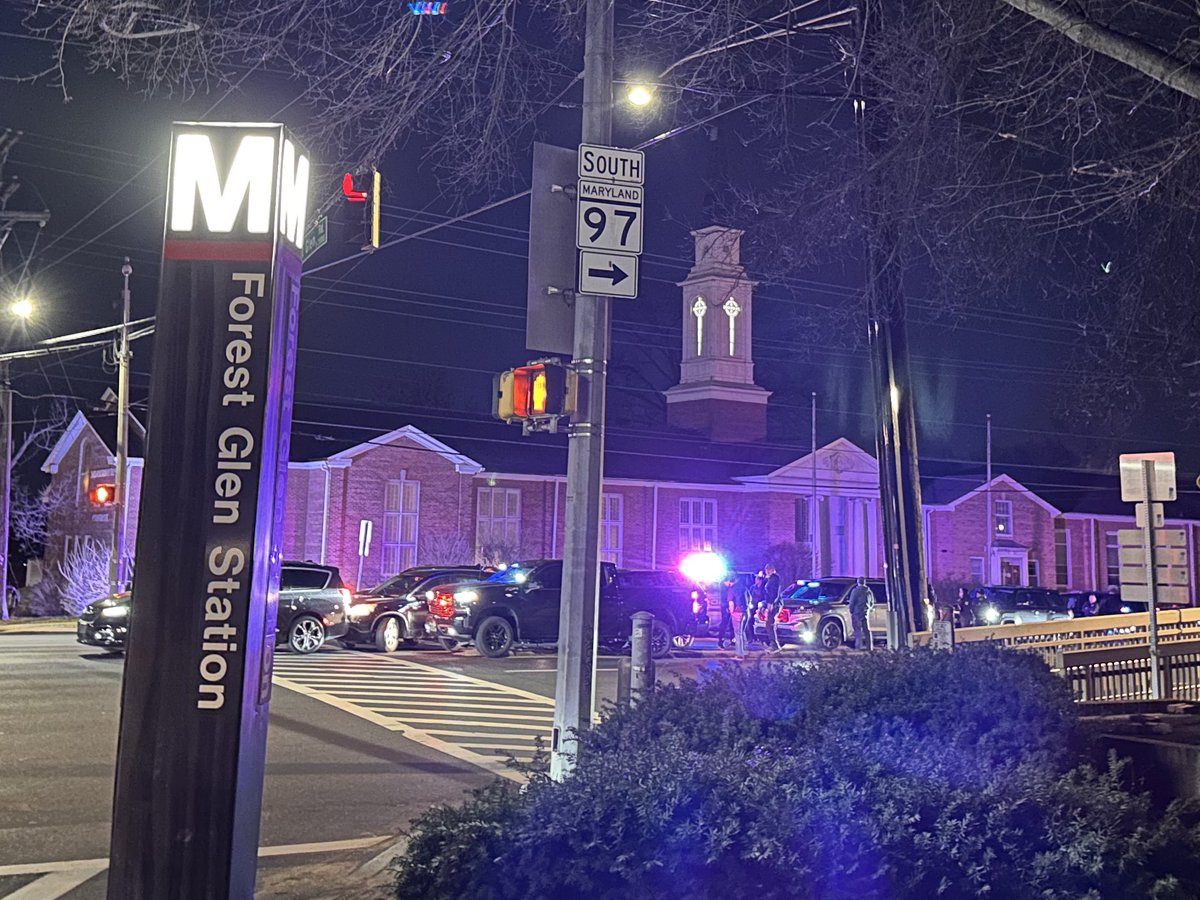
[
  {"x1": 1117, "y1": 528, "x2": 1187, "y2": 548},
  {"x1": 1119, "y1": 452, "x2": 1177, "y2": 502},
  {"x1": 578, "y1": 251, "x2": 638, "y2": 298},
  {"x1": 358, "y1": 519, "x2": 373, "y2": 558},
  {"x1": 578, "y1": 144, "x2": 644, "y2": 185},
  {"x1": 1120, "y1": 584, "x2": 1190, "y2": 605},
  {"x1": 576, "y1": 180, "x2": 643, "y2": 254}
]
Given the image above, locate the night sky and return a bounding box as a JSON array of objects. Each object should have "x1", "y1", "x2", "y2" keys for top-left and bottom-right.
[{"x1": 0, "y1": 9, "x2": 1196, "y2": 502}]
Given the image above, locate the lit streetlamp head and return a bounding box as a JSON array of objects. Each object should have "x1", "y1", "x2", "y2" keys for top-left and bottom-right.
[
  {"x1": 10, "y1": 297, "x2": 33, "y2": 320},
  {"x1": 626, "y1": 84, "x2": 654, "y2": 108}
]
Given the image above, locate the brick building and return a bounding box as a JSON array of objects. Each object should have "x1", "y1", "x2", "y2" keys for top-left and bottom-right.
[{"x1": 38, "y1": 226, "x2": 1200, "y2": 602}]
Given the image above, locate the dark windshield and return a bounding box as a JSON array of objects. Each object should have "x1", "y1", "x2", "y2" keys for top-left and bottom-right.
[
  {"x1": 986, "y1": 590, "x2": 1066, "y2": 611},
  {"x1": 786, "y1": 582, "x2": 846, "y2": 603},
  {"x1": 363, "y1": 574, "x2": 424, "y2": 596}
]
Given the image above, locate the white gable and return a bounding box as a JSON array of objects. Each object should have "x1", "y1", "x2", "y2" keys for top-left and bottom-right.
[
  {"x1": 327, "y1": 424, "x2": 483, "y2": 475},
  {"x1": 41, "y1": 411, "x2": 92, "y2": 474},
  {"x1": 737, "y1": 438, "x2": 879, "y2": 494},
  {"x1": 933, "y1": 473, "x2": 1061, "y2": 517}
]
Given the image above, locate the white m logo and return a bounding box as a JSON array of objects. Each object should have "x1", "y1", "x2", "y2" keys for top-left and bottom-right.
[
  {"x1": 170, "y1": 131, "x2": 309, "y2": 246},
  {"x1": 171, "y1": 134, "x2": 276, "y2": 235}
]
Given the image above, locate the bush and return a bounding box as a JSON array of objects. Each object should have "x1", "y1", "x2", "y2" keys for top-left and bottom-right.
[
  {"x1": 394, "y1": 647, "x2": 1200, "y2": 900},
  {"x1": 17, "y1": 577, "x2": 65, "y2": 617}
]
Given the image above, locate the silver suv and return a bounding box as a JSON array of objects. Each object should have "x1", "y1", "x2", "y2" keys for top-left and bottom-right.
[{"x1": 754, "y1": 577, "x2": 888, "y2": 650}]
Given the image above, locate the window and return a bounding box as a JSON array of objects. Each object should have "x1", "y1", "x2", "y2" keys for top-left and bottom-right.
[
  {"x1": 679, "y1": 498, "x2": 717, "y2": 552},
  {"x1": 794, "y1": 497, "x2": 811, "y2": 544},
  {"x1": 1027, "y1": 559, "x2": 1040, "y2": 587},
  {"x1": 281, "y1": 567, "x2": 331, "y2": 590},
  {"x1": 600, "y1": 494, "x2": 623, "y2": 565},
  {"x1": 1105, "y1": 530, "x2": 1121, "y2": 588},
  {"x1": 382, "y1": 477, "x2": 420, "y2": 577},
  {"x1": 993, "y1": 499, "x2": 1013, "y2": 536},
  {"x1": 691, "y1": 297, "x2": 707, "y2": 356},
  {"x1": 969, "y1": 556, "x2": 985, "y2": 585},
  {"x1": 477, "y1": 487, "x2": 521, "y2": 554},
  {"x1": 1054, "y1": 520, "x2": 1069, "y2": 587},
  {"x1": 722, "y1": 297, "x2": 741, "y2": 356}
]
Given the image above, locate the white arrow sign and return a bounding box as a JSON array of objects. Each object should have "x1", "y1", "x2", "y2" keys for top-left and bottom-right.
[{"x1": 578, "y1": 250, "x2": 638, "y2": 298}]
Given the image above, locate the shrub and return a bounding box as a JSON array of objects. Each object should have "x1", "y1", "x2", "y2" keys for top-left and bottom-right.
[
  {"x1": 17, "y1": 578, "x2": 65, "y2": 617},
  {"x1": 394, "y1": 647, "x2": 1200, "y2": 900}
]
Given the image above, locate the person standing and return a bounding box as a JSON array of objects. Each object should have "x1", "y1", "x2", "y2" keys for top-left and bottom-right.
[
  {"x1": 763, "y1": 564, "x2": 783, "y2": 653},
  {"x1": 747, "y1": 572, "x2": 765, "y2": 648},
  {"x1": 847, "y1": 576, "x2": 875, "y2": 651},
  {"x1": 717, "y1": 576, "x2": 737, "y2": 649},
  {"x1": 731, "y1": 575, "x2": 749, "y2": 658}
]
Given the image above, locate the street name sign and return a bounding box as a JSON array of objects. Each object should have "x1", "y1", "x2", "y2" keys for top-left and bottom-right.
[
  {"x1": 576, "y1": 180, "x2": 643, "y2": 254},
  {"x1": 303, "y1": 214, "x2": 328, "y2": 260},
  {"x1": 579, "y1": 250, "x2": 638, "y2": 298},
  {"x1": 109, "y1": 123, "x2": 307, "y2": 900}
]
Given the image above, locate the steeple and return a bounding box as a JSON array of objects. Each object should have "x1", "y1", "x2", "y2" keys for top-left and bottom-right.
[{"x1": 665, "y1": 226, "x2": 770, "y2": 442}]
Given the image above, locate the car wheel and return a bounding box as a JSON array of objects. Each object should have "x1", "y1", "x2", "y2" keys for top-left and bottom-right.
[
  {"x1": 649, "y1": 619, "x2": 674, "y2": 659},
  {"x1": 672, "y1": 633, "x2": 694, "y2": 650},
  {"x1": 438, "y1": 637, "x2": 461, "y2": 652},
  {"x1": 374, "y1": 618, "x2": 403, "y2": 653},
  {"x1": 818, "y1": 618, "x2": 843, "y2": 650},
  {"x1": 475, "y1": 616, "x2": 514, "y2": 658},
  {"x1": 288, "y1": 616, "x2": 325, "y2": 654}
]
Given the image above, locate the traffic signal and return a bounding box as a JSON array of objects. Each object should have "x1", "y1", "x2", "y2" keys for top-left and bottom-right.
[
  {"x1": 492, "y1": 362, "x2": 579, "y2": 424},
  {"x1": 90, "y1": 483, "x2": 115, "y2": 506},
  {"x1": 341, "y1": 168, "x2": 381, "y2": 251}
]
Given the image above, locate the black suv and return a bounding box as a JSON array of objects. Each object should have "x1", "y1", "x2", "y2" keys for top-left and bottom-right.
[
  {"x1": 428, "y1": 560, "x2": 701, "y2": 659},
  {"x1": 76, "y1": 561, "x2": 350, "y2": 654},
  {"x1": 343, "y1": 565, "x2": 487, "y2": 652}
]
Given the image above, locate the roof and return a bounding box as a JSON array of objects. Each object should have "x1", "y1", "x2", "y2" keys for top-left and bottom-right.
[{"x1": 41, "y1": 409, "x2": 147, "y2": 474}]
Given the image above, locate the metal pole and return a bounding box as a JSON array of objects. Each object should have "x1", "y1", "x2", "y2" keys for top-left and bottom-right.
[
  {"x1": 110, "y1": 258, "x2": 132, "y2": 594},
  {"x1": 550, "y1": 0, "x2": 613, "y2": 781},
  {"x1": 629, "y1": 611, "x2": 655, "y2": 705},
  {"x1": 811, "y1": 391, "x2": 818, "y2": 578},
  {"x1": 0, "y1": 361, "x2": 10, "y2": 620},
  {"x1": 1141, "y1": 459, "x2": 1162, "y2": 699},
  {"x1": 985, "y1": 413, "x2": 992, "y2": 587}
]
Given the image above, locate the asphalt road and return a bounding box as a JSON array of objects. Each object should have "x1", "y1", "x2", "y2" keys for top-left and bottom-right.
[{"x1": 0, "y1": 631, "x2": 775, "y2": 898}]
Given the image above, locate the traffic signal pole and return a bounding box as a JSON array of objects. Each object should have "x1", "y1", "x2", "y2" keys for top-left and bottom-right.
[
  {"x1": 550, "y1": 0, "x2": 613, "y2": 782},
  {"x1": 109, "y1": 258, "x2": 132, "y2": 594}
]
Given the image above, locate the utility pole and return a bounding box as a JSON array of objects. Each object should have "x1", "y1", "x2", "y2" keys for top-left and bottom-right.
[
  {"x1": 0, "y1": 361, "x2": 10, "y2": 620},
  {"x1": 109, "y1": 258, "x2": 132, "y2": 594},
  {"x1": 985, "y1": 412, "x2": 992, "y2": 586},
  {"x1": 811, "y1": 391, "x2": 818, "y2": 579},
  {"x1": 550, "y1": 0, "x2": 613, "y2": 782},
  {"x1": 856, "y1": 2, "x2": 928, "y2": 649}
]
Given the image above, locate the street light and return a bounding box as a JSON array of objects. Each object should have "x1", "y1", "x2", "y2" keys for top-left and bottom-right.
[
  {"x1": 10, "y1": 297, "x2": 32, "y2": 320},
  {"x1": 626, "y1": 84, "x2": 655, "y2": 107}
]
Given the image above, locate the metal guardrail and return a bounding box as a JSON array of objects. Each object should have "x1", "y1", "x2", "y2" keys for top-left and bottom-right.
[{"x1": 912, "y1": 609, "x2": 1200, "y2": 701}]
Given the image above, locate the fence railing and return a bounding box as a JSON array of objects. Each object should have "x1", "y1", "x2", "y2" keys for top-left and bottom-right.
[{"x1": 912, "y1": 609, "x2": 1200, "y2": 701}]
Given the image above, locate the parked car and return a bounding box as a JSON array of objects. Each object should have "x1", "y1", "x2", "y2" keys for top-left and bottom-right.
[
  {"x1": 343, "y1": 565, "x2": 487, "y2": 652},
  {"x1": 965, "y1": 586, "x2": 1071, "y2": 626},
  {"x1": 612, "y1": 568, "x2": 707, "y2": 647},
  {"x1": 427, "y1": 560, "x2": 702, "y2": 659},
  {"x1": 755, "y1": 577, "x2": 889, "y2": 650},
  {"x1": 76, "y1": 561, "x2": 351, "y2": 654}
]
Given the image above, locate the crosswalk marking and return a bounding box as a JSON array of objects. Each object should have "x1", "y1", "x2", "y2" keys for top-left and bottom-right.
[{"x1": 271, "y1": 650, "x2": 553, "y2": 779}]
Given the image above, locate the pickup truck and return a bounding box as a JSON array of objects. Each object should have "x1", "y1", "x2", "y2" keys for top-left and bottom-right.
[{"x1": 427, "y1": 560, "x2": 702, "y2": 659}]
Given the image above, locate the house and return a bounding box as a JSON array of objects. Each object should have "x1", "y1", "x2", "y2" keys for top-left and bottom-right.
[{"x1": 38, "y1": 226, "x2": 1200, "y2": 602}]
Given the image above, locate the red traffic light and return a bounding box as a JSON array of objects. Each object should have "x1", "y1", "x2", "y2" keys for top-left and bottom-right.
[
  {"x1": 341, "y1": 172, "x2": 368, "y2": 202},
  {"x1": 90, "y1": 483, "x2": 115, "y2": 506}
]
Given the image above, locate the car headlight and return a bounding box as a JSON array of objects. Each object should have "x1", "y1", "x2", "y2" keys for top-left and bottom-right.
[
  {"x1": 982, "y1": 606, "x2": 1000, "y2": 624},
  {"x1": 100, "y1": 605, "x2": 128, "y2": 618},
  {"x1": 454, "y1": 589, "x2": 479, "y2": 603},
  {"x1": 348, "y1": 602, "x2": 377, "y2": 618}
]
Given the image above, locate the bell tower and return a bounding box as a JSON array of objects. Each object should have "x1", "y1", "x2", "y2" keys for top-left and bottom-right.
[{"x1": 665, "y1": 226, "x2": 770, "y2": 442}]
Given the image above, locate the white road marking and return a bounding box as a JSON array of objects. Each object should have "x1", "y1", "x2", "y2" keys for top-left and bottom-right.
[
  {"x1": 0, "y1": 836, "x2": 389, "y2": 900},
  {"x1": 271, "y1": 652, "x2": 556, "y2": 777}
]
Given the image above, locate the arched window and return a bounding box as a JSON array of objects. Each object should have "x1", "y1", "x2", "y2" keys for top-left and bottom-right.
[
  {"x1": 691, "y1": 297, "x2": 707, "y2": 356},
  {"x1": 722, "y1": 297, "x2": 741, "y2": 356}
]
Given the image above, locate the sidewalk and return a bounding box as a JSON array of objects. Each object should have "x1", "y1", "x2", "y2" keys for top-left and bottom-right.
[{"x1": 0, "y1": 616, "x2": 75, "y2": 634}]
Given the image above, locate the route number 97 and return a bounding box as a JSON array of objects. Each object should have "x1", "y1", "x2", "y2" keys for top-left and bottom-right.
[{"x1": 576, "y1": 202, "x2": 642, "y2": 253}]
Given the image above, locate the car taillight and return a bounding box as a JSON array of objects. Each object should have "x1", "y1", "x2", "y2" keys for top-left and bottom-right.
[
  {"x1": 757, "y1": 608, "x2": 767, "y2": 621},
  {"x1": 776, "y1": 608, "x2": 791, "y2": 624},
  {"x1": 430, "y1": 590, "x2": 456, "y2": 619}
]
